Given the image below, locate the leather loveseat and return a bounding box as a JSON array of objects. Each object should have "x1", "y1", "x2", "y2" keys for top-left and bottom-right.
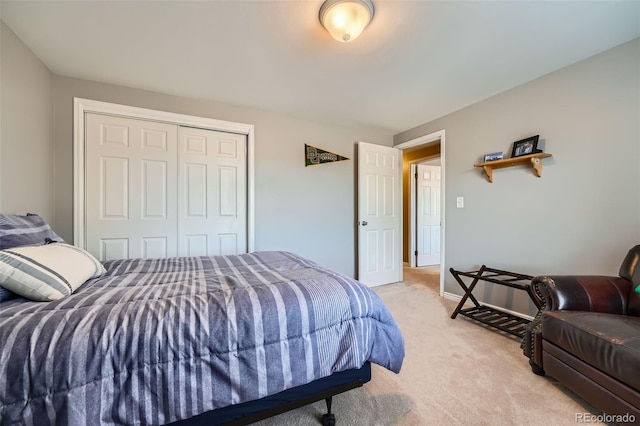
[{"x1": 523, "y1": 246, "x2": 640, "y2": 418}]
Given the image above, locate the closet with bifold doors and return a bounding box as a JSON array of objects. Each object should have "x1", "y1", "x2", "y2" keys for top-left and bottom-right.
[{"x1": 84, "y1": 112, "x2": 247, "y2": 261}]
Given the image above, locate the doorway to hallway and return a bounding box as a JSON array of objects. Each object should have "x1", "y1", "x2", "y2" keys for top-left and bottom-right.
[{"x1": 396, "y1": 129, "x2": 445, "y2": 296}]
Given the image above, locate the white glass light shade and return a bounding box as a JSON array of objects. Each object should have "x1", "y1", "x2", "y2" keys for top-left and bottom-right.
[{"x1": 319, "y1": 0, "x2": 374, "y2": 43}]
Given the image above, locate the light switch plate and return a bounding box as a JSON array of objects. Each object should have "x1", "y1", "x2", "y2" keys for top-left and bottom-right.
[{"x1": 456, "y1": 197, "x2": 464, "y2": 208}]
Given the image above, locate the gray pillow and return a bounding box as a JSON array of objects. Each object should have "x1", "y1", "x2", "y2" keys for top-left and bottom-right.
[
  {"x1": 0, "y1": 213, "x2": 64, "y2": 250},
  {"x1": 0, "y1": 285, "x2": 16, "y2": 302}
]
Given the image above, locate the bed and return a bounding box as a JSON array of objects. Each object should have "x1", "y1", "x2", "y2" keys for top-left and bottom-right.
[{"x1": 0, "y1": 242, "x2": 404, "y2": 425}]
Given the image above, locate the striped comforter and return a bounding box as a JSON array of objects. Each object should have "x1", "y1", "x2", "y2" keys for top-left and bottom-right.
[{"x1": 0, "y1": 251, "x2": 404, "y2": 425}]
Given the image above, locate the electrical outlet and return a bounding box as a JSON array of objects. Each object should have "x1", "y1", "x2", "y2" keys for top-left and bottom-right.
[{"x1": 456, "y1": 197, "x2": 464, "y2": 208}]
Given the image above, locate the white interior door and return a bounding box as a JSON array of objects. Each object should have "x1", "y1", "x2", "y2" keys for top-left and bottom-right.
[
  {"x1": 416, "y1": 164, "x2": 441, "y2": 266},
  {"x1": 178, "y1": 126, "x2": 247, "y2": 256},
  {"x1": 357, "y1": 142, "x2": 402, "y2": 287},
  {"x1": 85, "y1": 113, "x2": 178, "y2": 261}
]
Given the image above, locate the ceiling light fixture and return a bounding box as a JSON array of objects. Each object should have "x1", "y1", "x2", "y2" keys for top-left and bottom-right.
[{"x1": 319, "y1": 0, "x2": 374, "y2": 43}]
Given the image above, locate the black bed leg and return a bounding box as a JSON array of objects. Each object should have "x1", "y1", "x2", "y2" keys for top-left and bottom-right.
[{"x1": 322, "y1": 397, "x2": 336, "y2": 426}]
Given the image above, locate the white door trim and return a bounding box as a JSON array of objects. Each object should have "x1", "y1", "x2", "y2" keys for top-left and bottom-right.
[
  {"x1": 73, "y1": 97, "x2": 255, "y2": 252},
  {"x1": 395, "y1": 129, "x2": 445, "y2": 296},
  {"x1": 409, "y1": 163, "x2": 418, "y2": 268}
]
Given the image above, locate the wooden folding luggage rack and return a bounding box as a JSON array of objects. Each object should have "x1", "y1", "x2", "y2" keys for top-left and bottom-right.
[{"x1": 449, "y1": 265, "x2": 542, "y2": 338}]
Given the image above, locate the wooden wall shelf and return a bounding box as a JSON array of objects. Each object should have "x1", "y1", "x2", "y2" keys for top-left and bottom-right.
[{"x1": 474, "y1": 153, "x2": 552, "y2": 183}]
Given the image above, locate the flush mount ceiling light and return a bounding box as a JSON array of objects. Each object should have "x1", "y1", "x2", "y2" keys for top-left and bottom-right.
[{"x1": 319, "y1": 0, "x2": 374, "y2": 43}]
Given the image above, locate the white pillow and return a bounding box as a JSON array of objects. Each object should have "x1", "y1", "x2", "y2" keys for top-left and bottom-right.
[{"x1": 0, "y1": 243, "x2": 106, "y2": 301}]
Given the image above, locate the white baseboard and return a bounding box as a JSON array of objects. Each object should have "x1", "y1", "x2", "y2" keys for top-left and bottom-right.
[{"x1": 443, "y1": 292, "x2": 534, "y2": 321}]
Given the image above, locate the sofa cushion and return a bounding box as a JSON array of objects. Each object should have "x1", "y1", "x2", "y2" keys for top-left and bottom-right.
[{"x1": 542, "y1": 311, "x2": 640, "y2": 392}]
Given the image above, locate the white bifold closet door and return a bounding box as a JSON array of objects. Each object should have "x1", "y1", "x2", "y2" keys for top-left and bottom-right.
[
  {"x1": 177, "y1": 126, "x2": 246, "y2": 257},
  {"x1": 85, "y1": 113, "x2": 178, "y2": 260},
  {"x1": 85, "y1": 113, "x2": 246, "y2": 261}
]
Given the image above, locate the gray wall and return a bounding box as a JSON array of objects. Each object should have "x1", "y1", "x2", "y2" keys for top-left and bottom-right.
[
  {"x1": 52, "y1": 76, "x2": 393, "y2": 276},
  {"x1": 5, "y1": 15, "x2": 638, "y2": 309},
  {"x1": 0, "y1": 22, "x2": 54, "y2": 220},
  {"x1": 395, "y1": 38, "x2": 640, "y2": 315}
]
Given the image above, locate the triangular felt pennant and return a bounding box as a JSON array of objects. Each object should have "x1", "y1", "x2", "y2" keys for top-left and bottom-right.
[{"x1": 305, "y1": 144, "x2": 350, "y2": 167}]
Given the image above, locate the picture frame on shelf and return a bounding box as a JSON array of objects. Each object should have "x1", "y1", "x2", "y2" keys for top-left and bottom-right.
[
  {"x1": 483, "y1": 152, "x2": 504, "y2": 162},
  {"x1": 510, "y1": 135, "x2": 541, "y2": 158}
]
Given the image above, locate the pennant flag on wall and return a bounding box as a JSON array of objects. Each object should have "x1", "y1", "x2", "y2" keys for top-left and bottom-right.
[{"x1": 305, "y1": 144, "x2": 350, "y2": 167}]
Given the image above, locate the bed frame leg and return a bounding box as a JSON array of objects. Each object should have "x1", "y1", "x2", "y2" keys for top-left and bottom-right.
[{"x1": 322, "y1": 397, "x2": 336, "y2": 426}]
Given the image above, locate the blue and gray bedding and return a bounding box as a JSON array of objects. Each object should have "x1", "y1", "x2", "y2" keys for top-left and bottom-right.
[{"x1": 0, "y1": 251, "x2": 404, "y2": 425}]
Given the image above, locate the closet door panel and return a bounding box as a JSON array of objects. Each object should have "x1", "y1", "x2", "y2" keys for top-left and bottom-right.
[
  {"x1": 184, "y1": 163, "x2": 208, "y2": 218},
  {"x1": 100, "y1": 156, "x2": 129, "y2": 219},
  {"x1": 178, "y1": 127, "x2": 247, "y2": 257},
  {"x1": 185, "y1": 235, "x2": 208, "y2": 257},
  {"x1": 85, "y1": 113, "x2": 178, "y2": 261},
  {"x1": 142, "y1": 160, "x2": 168, "y2": 219},
  {"x1": 100, "y1": 238, "x2": 129, "y2": 261},
  {"x1": 218, "y1": 166, "x2": 237, "y2": 217}
]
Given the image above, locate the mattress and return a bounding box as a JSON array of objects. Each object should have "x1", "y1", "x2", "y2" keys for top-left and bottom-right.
[{"x1": 0, "y1": 251, "x2": 404, "y2": 425}]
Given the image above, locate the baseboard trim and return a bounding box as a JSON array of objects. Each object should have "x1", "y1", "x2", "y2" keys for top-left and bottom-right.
[{"x1": 443, "y1": 292, "x2": 534, "y2": 321}]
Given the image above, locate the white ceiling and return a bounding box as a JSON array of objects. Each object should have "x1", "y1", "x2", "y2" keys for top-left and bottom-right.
[{"x1": 2, "y1": 1, "x2": 639, "y2": 134}]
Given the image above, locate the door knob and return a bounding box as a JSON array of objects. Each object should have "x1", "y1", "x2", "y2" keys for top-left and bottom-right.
[{"x1": 361, "y1": 221, "x2": 368, "y2": 226}]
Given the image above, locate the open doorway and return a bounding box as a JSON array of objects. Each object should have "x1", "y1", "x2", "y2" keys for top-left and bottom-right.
[{"x1": 395, "y1": 130, "x2": 445, "y2": 296}]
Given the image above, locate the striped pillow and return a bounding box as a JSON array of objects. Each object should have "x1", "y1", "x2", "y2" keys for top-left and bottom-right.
[
  {"x1": 0, "y1": 213, "x2": 65, "y2": 250},
  {"x1": 0, "y1": 243, "x2": 106, "y2": 302}
]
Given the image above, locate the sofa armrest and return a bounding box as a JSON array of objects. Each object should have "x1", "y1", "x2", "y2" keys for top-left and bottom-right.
[
  {"x1": 522, "y1": 310, "x2": 545, "y2": 374},
  {"x1": 523, "y1": 275, "x2": 632, "y2": 374},
  {"x1": 532, "y1": 275, "x2": 632, "y2": 315}
]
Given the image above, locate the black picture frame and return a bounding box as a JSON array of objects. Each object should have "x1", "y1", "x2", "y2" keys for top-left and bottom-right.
[{"x1": 510, "y1": 135, "x2": 540, "y2": 158}]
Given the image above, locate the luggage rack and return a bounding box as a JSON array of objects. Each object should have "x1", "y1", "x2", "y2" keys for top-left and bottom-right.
[{"x1": 449, "y1": 265, "x2": 542, "y2": 338}]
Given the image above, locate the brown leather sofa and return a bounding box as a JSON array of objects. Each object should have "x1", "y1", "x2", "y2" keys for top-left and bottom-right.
[{"x1": 523, "y1": 246, "x2": 640, "y2": 418}]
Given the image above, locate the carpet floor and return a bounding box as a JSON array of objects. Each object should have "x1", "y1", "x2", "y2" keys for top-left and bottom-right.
[{"x1": 255, "y1": 266, "x2": 603, "y2": 425}]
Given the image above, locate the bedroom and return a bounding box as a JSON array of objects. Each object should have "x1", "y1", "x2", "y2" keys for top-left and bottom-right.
[{"x1": 1, "y1": 0, "x2": 639, "y2": 424}]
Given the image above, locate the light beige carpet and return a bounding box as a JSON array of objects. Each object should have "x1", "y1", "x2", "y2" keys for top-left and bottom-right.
[{"x1": 255, "y1": 267, "x2": 602, "y2": 425}]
